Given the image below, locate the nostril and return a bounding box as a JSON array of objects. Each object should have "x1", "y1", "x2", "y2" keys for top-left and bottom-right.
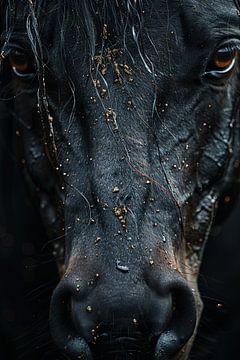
[
  {"x1": 154, "y1": 279, "x2": 197, "y2": 359},
  {"x1": 50, "y1": 282, "x2": 93, "y2": 360},
  {"x1": 71, "y1": 296, "x2": 99, "y2": 343}
]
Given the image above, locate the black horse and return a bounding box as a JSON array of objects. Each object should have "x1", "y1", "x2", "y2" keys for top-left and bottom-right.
[{"x1": 1, "y1": 1, "x2": 240, "y2": 359}]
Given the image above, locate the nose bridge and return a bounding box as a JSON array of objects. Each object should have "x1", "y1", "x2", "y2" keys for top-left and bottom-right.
[
  {"x1": 87, "y1": 121, "x2": 179, "y2": 234},
  {"x1": 89, "y1": 143, "x2": 149, "y2": 218},
  {"x1": 64, "y1": 102, "x2": 181, "y2": 264},
  {"x1": 86, "y1": 103, "x2": 155, "y2": 211}
]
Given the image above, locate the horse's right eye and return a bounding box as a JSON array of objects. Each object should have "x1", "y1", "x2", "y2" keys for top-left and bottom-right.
[
  {"x1": 203, "y1": 42, "x2": 239, "y2": 85},
  {"x1": 8, "y1": 51, "x2": 35, "y2": 78},
  {"x1": 213, "y1": 48, "x2": 236, "y2": 70}
]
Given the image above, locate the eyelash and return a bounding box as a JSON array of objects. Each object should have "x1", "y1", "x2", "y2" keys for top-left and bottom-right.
[{"x1": 223, "y1": 42, "x2": 240, "y2": 53}]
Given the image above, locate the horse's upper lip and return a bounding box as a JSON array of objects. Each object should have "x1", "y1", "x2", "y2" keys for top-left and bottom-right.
[
  {"x1": 91, "y1": 335, "x2": 155, "y2": 360},
  {"x1": 99, "y1": 335, "x2": 142, "y2": 344}
]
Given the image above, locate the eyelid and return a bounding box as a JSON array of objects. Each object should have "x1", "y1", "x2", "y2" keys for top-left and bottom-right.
[
  {"x1": 207, "y1": 39, "x2": 240, "y2": 61},
  {"x1": 4, "y1": 38, "x2": 33, "y2": 53},
  {"x1": 12, "y1": 66, "x2": 33, "y2": 78}
]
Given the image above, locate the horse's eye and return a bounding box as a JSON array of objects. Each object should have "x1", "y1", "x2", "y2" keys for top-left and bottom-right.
[
  {"x1": 203, "y1": 43, "x2": 239, "y2": 85},
  {"x1": 213, "y1": 48, "x2": 236, "y2": 70},
  {"x1": 8, "y1": 51, "x2": 34, "y2": 78}
]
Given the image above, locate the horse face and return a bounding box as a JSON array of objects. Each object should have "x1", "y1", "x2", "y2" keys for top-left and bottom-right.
[{"x1": 1, "y1": 0, "x2": 240, "y2": 359}]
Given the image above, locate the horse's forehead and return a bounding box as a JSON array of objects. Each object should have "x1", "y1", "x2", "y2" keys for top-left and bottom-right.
[
  {"x1": 41, "y1": 0, "x2": 236, "y2": 18},
  {"x1": 33, "y1": 0, "x2": 239, "y2": 48}
]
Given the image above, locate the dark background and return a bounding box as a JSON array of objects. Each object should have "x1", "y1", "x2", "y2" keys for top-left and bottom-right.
[{"x1": 0, "y1": 109, "x2": 240, "y2": 360}]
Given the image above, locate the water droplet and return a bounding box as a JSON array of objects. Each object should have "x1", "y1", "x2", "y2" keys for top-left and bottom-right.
[
  {"x1": 95, "y1": 237, "x2": 101, "y2": 244},
  {"x1": 116, "y1": 260, "x2": 129, "y2": 273},
  {"x1": 132, "y1": 318, "x2": 138, "y2": 326},
  {"x1": 86, "y1": 305, "x2": 93, "y2": 313},
  {"x1": 112, "y1": 186, "x2": 120, "y2": 193}
]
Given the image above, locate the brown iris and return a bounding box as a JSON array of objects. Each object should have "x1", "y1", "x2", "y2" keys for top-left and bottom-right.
[
  {"x1": 213, "y1": 48, "x2": 236, "y2": 70},
  {"x1": 9, "y1": 52, "x2": 29, "y2": 73}
]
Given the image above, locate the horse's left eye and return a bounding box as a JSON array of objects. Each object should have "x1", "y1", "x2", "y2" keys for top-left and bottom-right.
[
  {"x1": 8, "y1": 51, "x2": 35, "y2": 78},
  {"x1": 203, "y1": 43, "x2": 239, "y2": 84}
]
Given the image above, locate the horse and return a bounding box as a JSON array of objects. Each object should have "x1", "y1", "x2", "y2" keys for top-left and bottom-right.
[{"x1": 1, "y1": 1, "x2": 240, "y2": 359}]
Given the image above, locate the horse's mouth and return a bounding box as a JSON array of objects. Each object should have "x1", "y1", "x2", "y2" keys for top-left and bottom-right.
[
  {"x1": 91, "y1": 335, "x2": 156, "y2": 360},
  {"x1": 90, "y1": 335, "x2": 189, "y2": 360}
]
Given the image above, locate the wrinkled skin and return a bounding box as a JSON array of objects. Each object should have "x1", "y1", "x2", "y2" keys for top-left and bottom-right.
[{"x1": 1, "y1": 1, "x2": 240, "y2": 359}]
